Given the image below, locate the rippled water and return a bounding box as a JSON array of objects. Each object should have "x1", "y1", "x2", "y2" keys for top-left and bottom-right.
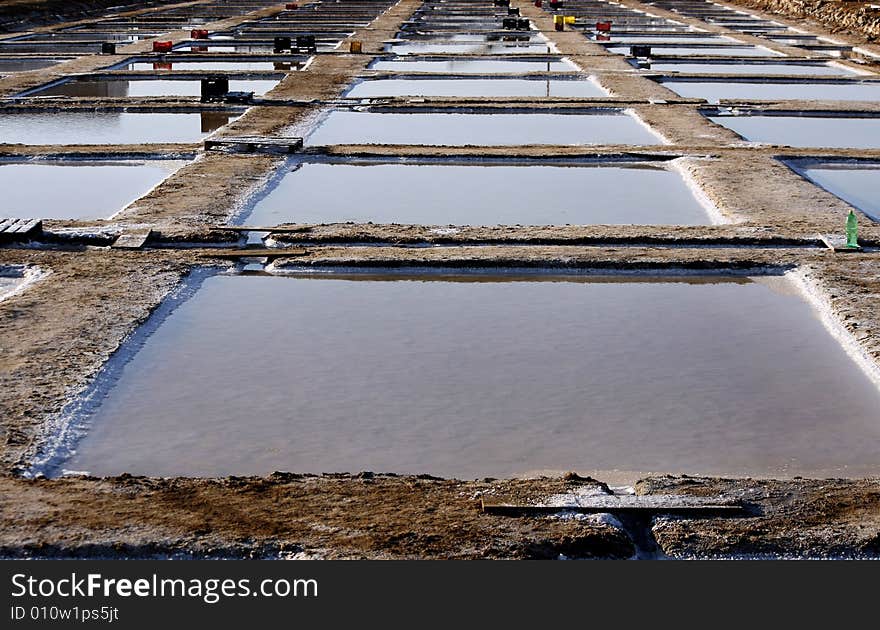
[{"x1": 60, "y1": 272, "x2": 880, "y2": 479}]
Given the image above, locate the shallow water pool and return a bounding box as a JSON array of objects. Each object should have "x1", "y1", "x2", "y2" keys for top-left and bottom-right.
[
  {"x1": 0, "y1": 160, "x2": 186, "y2": 219},
  {"x1": 661, "y1": 79, "x2": 880, "y2": 103},
  {"x1": 709, "y1": 114, "x2": 880, "y2": 148},
  {"x1": 56, "y1": 272, "x2": 880, "y2": 479},
  {"x1": 797, "y1": 162, "x2": 880, "y2": 221},
  {"x1": 303, "y1": 110, "x2": 663, "y2": 146},
  {"x1": 28, "y1": 77, "x2": 281, "y2": 97},
  {"x1": 369, "y1": 58, "x2": 577, "y2": 73},
  {"x1": 242, "y1": 161, "x2": 711, "y2": 225},
  {"x1": 0, "y1": 111, "x2": 238, "y2": 145},
  {"x1": 345, "y1": 78, "x2": 607, "y2": 98}
]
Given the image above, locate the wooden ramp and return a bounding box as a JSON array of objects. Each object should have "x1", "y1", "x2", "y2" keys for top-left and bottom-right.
[
  {"x1": 482, "y1": 496, "x2": 743, "y2": 517},
  {"x1": 0, "y1": 218, "x2": 41, "y2": 241},
  {"x1": 204, "y1": 136, "x2": 304, "y2": 154},
  {"x1": 112, "y1": 229, "x2": 153, "y2": 250}
]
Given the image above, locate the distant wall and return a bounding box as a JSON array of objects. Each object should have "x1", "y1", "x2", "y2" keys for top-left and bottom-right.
[{"x1": 725, "y1": 0, "x2": 880, "y2": 41}]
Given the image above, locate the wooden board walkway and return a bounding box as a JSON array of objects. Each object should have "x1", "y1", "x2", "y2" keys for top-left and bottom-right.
[
  {"x1": 200, "y1": 248, "x2": 308, "y2": 259},
  {"x1": 204, "y1": 136, "x2": 304, "y2": 154},
  {"x1": 0, "y1": 218, "x2": 41, "y2": 241},
  {"x1": 481, "y1": 497, "x2": 744, "y2": 517},
  {"x1": 221, "y1": 226, "x2": 311, "y2": 233}
]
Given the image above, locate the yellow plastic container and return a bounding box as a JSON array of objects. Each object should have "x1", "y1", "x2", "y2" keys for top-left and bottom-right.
[{"x1": 564, "y1": 15, "x2": 576, "y2": 24}]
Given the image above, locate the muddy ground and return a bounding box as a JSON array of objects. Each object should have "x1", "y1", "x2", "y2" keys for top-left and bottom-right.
[
  {"x1": 1, "y1": 0, "x2": 879, "y2": 559},
  {"x1": 2, "y1": 472, "x2": 878, "y2": 559}
]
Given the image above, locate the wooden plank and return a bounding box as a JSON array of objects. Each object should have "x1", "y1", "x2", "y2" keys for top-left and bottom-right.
[
  {"x1": 220, "y1": 226, "x2": 311, "y2": 233},
  {"x1": 11, "y1": 219, "x2": 40, "y2": 234},
  {"x1": 205, "y1": 137, "x2": 303, "y2": 145},
  {"x1": 0, "y1": 218, "x2": 41, "y2": 238},
  {"x1": 200, "y1": 248, "x2": 308, "y2": 259},
  {"x1": 204, "y1": 136, "x2": 303, "y2": 153},
  {"x1": 112, "y1": 229, "x2": 153, "y2": 250},
  {"x1": 481, "y1": 498, "x2": 743, "y2": 517}
]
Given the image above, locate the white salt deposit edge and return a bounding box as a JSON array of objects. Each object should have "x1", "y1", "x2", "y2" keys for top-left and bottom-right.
[
  {"x1": 788, "y1": 267, "x2": 880, "y2": 390},
  {"x1": 0, "y1": 265, "x2": 49, "y2": 303},
  {"x1": 671, "y1": 156, "x2": 731, "y2": 225},
  {"x1": 22, "y1": 267, "x2": 218, "y2": 479}
]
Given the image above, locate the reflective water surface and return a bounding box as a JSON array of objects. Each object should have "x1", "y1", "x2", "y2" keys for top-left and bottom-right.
[
  {"x1": 799, "y1": 163, "x2": 880, "y2": 221},
  {"x1": 369, "y1": 58, "x2": 577, "y2": 73},
  {"x1": 710, "y1": 115, "x2": 880, "y2": 148},
  {"x1": 661, "y1": 80, "x2": 880, "y2": 103},
  {"x1": 642, "y1": 61, "x2": 860, "y2": 75},
  {"x1": 29, "y1": 78, "x2": 281, "y2": 97},
  {"x1": 0, "y1": 58, "x2": 63, "y2": 72},
  {"x1": 0, "y1": 161, "x2": 186, "y2": 219},
  {"x1": 124, "y1": 60, "x2": 306, "y2": 71},
  {"x1": 0, "y1": 111, "x2": 237, "y2": 144},
  {"x1": 304, "y1": 110, "x2": 663, "y2": 146},
  {"x1": 61, "y1": 273, "x2": 880, "y2": 479},
  {"x1": 345, "y1": 78, "x2": 607, "y2": 97},
  {"x1": 609, "y1": 45, "x2": 782, "y2": 57},
  {"x1": 242, "y1": 162, "x2": 711, "y2": 225}
]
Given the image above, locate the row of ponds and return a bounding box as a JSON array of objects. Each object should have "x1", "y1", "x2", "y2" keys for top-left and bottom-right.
[
  {"x1": 3, "y1": 0, "x2": 880, "y2": 481},
  {"x1": 0, "y1": 0, "x2": 877, "y2": 225}
]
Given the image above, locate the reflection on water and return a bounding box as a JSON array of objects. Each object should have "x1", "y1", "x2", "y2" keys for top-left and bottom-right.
[
  {"x1": 389, "y1": 42, "x2": 552, "y2": 55},
  {"x1": 608, "y1": 45, "x2": 782, "y2": 57},
  {"x1": 710, "y1": 115, "x2": 880, "y2": 148},
  {"x1": 0, "y1": 161, "x2": 187, "y2": 219},
  {"x1": 0, "y1": 111, "x2": 237, "y2": 144},
  {"x1": 640, "y1": 61, "x2": 859, "y2": 76},
  {"x1": 30, "y1": 78, "x2": 280, "y2": 97},
  {"x1": 0, "y1": 58, "x2": 62, "y2": 72},
  {"x1": 800, "y1": 163, "x2": 880, "y2": 221},
  {"x1": 61, "y1": 273, "x2": 880, "y2": 479},
  {"x1": 345, "y1": 78, "x2": 607, "y2": 98},
  {"x1": 661, "y1": 80, "x2": 880, "y2": 103},
  {"x1": 242, "y1": 162, "x2": 711, "y2": 225},
  {"x1": 125, "y1": 60, "x2": 306, "y2": 72},
  {"x1": 304, "y1": 111, "x2": 664, "y2": 146},
  {"x1": 370, "y1": 59, "x2": 577, "y2": 73}
]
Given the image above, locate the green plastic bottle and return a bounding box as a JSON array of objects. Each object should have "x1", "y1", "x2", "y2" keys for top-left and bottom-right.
[{"x1": 846, "y1": 210, "x2": 859, "y2": 248}]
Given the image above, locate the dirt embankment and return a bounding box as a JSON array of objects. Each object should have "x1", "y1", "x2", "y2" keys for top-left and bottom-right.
[
  {"x1": 2, "y1": 473, "x2": 879, "y2": 559},
  {"x1": 0, "y1": 0, "x2": 191, "y2": 32},
  {"x1": 0, "y1": 474, "x2": 636, "y2": 560},
  {"x1": 726, "y1": 0, "x2": 880, "y2": 41}
]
